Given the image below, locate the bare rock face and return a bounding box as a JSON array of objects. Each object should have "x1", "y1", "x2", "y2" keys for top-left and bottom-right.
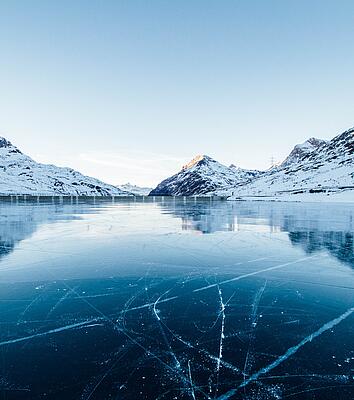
[{"x1": 0, "y1": 137, "x2": 131, "y2": 196}]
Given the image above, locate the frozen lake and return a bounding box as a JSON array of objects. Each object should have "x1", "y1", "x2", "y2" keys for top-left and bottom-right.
[{"x1": 0, "y1": 197, "x2": 353, "y2": 399}]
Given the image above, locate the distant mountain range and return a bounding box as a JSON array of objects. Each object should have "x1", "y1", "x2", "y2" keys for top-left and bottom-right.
[
  {"x1": 117, "y1": 183, "x2": 153, "y2": 196},
  {"x1": 149, "y1": 127, "x2": 354, "y2": 198},
  {"x1": 0, "y1": 137, "x2": 130, "y2": 196},
  {"x1": 1, "y1": 126, "x2": 353, "y2": 198}
]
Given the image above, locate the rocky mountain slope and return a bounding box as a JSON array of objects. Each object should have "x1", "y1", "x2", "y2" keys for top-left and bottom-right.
[
  {"x1": 0, "y1": 137, "x2": 131, "y2": 196},
  {"x1": 231, "y1": 127, "x2": 354, "y2": 198},
  {"x1": 149, "y1": 155, "x2": 260, "y2": 196}
]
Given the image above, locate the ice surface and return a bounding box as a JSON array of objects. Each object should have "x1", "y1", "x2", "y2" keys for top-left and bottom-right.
[{"x1": 0, "y1": 197, "x2": 353, "y2": 399}]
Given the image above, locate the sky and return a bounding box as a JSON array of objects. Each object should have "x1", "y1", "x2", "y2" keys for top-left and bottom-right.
[{"x1": 0, "y1": 0, "x2": 354, "y2": 187}]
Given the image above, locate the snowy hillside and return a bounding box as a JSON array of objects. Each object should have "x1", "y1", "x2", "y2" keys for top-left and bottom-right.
[
  {"x1": 117, "y1": 183, "x2": 152, "y2": 196},
  {"x1": 0, "y1": 137, "x2": 131, "y2": 196},
  {"x1": 230, "y1": 127, "x2": 354, "y2": 199},
  {"x1": 149, "y1": 155, "x2": 260, "y2": 196}
]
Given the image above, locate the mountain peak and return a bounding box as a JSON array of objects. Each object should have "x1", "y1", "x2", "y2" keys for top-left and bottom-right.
[
  {"x1": 150, "y1": 154, "x2": 260, "y2": 196},
  {"x1": 295, "y1": 137, "x2": 326, "y2": 151},
  {"x1": 182, "y1": 155, "x2": 213, "y2": 171},
  {"x1": 344, "y1": 126, "x2": 354, "y2": 134},
  {"x1": 229, "y1": 163, "x2": 241, "y2": 170},
  {"x1": 0, "y1": 137, "x2": 14, "y2": 149},
  {"x1": 0, "y1": 137, "x2": 22, "y2": 154},
  {"x1": 306, "y1": 137, "x2": 327, "y2": 147},
  {"x1": 281, "y1": 137, "x2": 326, "y2": 167},
  {"x1": 334, "y1": 127, "x2": 354, "y2": 141}
]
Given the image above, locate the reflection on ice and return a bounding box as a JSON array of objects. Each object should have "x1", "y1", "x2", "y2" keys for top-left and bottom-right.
[
  {"x1": 0, "y1": 197, "x2": 353, "y2": 399},
  {"x1": 289, "y1": 231, "x2": 354, "y2": 268},
  {"x1": 161, "y1": 199, "x2": 354, "y2": 269}
]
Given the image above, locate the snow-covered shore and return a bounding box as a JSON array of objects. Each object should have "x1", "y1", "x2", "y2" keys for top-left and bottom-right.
[{"x1": 228, "y1": 189, "x2": 354, "y2": 203}]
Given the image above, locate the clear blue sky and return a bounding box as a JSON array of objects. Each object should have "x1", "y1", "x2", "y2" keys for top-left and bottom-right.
[{"x1": 0, "y1": 0, "x2": 353, "y2": 186}]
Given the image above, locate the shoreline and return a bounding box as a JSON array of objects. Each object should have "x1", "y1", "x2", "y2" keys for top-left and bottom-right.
[{"x1": 227, "y1": 190, "x2": 354, "y2": 203}]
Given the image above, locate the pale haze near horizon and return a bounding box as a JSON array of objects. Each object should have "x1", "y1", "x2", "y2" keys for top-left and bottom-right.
[{"x1": 0, "y1": 1, "x2": 353, "y2": 187}]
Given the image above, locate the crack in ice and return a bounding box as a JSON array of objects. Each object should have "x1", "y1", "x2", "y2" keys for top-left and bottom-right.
[
  {"x1": 216, "y1": 306, "x2": 354, "y2": 399},
  {"x1": 0, "y1": 319, "x2": 101, "y2": 347},
  {"x1": 153, "y1": 289, "x2": 182, "y2": 371},
  {"x1": 216, "y1": 286, "x2": 226, "y2": 373},
  {"x1": 188, "y1": 360, "x2": 197, "y2": 400},
  {"x1": 194, "y1": 255, "x2": 320, "y2": 293},
  {"x1": 214, "y1": 286, "x2": 226, "y2": 398},
  {"x1": 242, "y1": 280, "x2": 268, "y2": 386}
]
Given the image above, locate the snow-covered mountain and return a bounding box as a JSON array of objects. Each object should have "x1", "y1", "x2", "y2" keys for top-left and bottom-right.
[
  {"x1": 0, "y1": 137, "x2": 131, "y2": 196},
  {"x1": 149, "y1": 127, "x2": 354, "y2": 199},
  {"x1": 117, "y1": 183, "x2": 152, "y2": 195},
  {"x1": 149, "y1": 155, "x2": 260, "y2": 196},
  {"x1": 281, "y1": 137, "x2": 327, "y2": 167},
  {"x1": 3, "y1": 125, "x2": 353, "y2": 199},
  {"x1": 231, "y1": 127, "x2": 354, "y2": 198}
]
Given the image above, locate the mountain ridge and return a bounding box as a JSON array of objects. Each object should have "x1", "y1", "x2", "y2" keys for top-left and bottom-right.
[{"x1": 0, "y1": 137, "x2": 131, "y2": 196}]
